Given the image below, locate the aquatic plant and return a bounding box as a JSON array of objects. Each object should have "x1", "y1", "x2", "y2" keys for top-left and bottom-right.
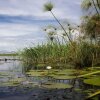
[
  {"x1": 41, "y1": 82, "x2": 72, "y2": 89},
  {"x1": 44, "y1": 2, "x2": 72, "y2": 43},
  {"x1": 84, "y1": 76, "x2": 100, "y2": 86},
  {"x1": 20, "y1": 1, "x2": 100, "y2": 72}
]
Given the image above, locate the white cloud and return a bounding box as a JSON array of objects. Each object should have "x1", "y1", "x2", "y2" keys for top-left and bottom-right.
[
  {"x1": 0, "y1": 42, "x2": 15, "y2": 46},
  {"x1": 0, "y1": 0, "x2": 82, "y2": 51},
  {"x1": 0, "y1": 23, "x2": 40, "y2": 36},
  {"x1": 0, "y1": 0, "x2": 81, "y2": 20}
]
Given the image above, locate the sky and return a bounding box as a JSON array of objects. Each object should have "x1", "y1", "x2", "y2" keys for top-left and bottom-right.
[{"x1": 0, "y1": 0, "x2": 82, "y2": 52}]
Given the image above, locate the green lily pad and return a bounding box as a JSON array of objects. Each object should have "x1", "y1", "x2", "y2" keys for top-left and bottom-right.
[
  {"x1": 86, "y1": 90, "x2": 100, "y2": 100},
  {"x1": 26, "y1": 70, "x2": 48, "y2": 76},
  {"x1": 0, "y1": 77, "x2": 26, "y2": 87},
  {"x1": 84, "y1": 77, "x2": 100, "y2": 86},
  {"x1": 83, "y1": 89, "x2": 95, "y2": 95},
  {"x1": 52, "y1": 75, "x2": 76, "y2": 80},
  {"x1": 42, "y1": 82, "x2": 72, "y2": 89},
  {"x1": 9, "y1": 78, "x2": 26, "y2": 83},
  {"x1": 74, "y1": 88, "x2": 82, "y2": 92},
  {"x1": 0, "y1": 81, "x2": 19, "y2": 87}
]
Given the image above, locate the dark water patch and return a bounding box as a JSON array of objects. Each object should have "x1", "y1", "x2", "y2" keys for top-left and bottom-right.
[
  {"x1": 29, "y1": 88, "x2": 86, "y2": 100},
  {"x1": 0, "y1": 86, "x2": 87, "y2": 100}
]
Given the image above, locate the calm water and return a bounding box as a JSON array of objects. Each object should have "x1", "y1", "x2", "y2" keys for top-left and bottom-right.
[
  {"x1": 0, "y1": 56, "x2": 99, "y2": 100},
  {"x1": 0, "y1": 56, "x2": 23, "y2": 77}
]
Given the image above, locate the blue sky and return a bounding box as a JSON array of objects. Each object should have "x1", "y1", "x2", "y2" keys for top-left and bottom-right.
[{"x1": 0, "y1": 0, "x2": 82, "y2": 51}]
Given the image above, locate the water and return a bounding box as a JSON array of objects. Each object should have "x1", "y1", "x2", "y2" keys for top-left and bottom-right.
[{"x1": 0, "y1": 57, "x2": 99, "y2": 100}]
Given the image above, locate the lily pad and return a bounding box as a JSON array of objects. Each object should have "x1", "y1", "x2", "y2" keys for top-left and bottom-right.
[
  {"x1": 42, "y1": 82, "x2": 72, "y2": 89},
  {"x1": 9, "y1": 78, "x2": 26, "y2": 83},
  {"x1": 26, "y1": 70, "x2": 48, "y2": 76},
  {"x1": 52, "y1": 75, "x2": 76, "y2": 80},
  {"x1": 0, "y1": 81, "x2": 19, "y2": 86},
  {"x1": 74, "y1": 88, "x2": 82, "y2": 92},
  {"x1": 84, "y1": 77, "x2": 100, "y2": 86},
  {"x1": 86, "y1": 90, "x2": 100, "y2": 100}
]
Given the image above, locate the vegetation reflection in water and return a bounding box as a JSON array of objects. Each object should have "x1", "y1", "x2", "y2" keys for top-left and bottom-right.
[{"x1": 0, "y1": 59, "x2": 100, "y2": 99}]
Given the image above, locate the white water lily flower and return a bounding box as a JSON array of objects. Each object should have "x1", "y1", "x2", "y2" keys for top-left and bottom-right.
[{"x1": 46, "y1": 66, "x2": 52, "y2": 70}]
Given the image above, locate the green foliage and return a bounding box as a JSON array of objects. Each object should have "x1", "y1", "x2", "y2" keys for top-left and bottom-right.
[
  {"x1": 81, "y1": 14, "x2": 100, "y2": 42},
  {"x1": 81, "y1": 0, "x2": 92, "y2": 11},
  {"x1": 20, "y1": 41, "x2": 100, "y2": 71},
  {"x1": 41, "y1": 82, "x2": 72, "y2": 89},
  {"x1": 81, "y1": 0, "x2": 100, "y2": 44},
  {"x1": 20, "y1": 43, "x2": 69, "y2": 71},
  {"x1": 81, "y1": 0, "x2": 100, "y2": 15},
  {"x1": 20, "y1": 0, "x2": 100, "y2": 71},
  {"x1": 65, "y1": 42, "x2": 100, "y2": 68},
  {"x1": 78, "y1": 70, "x2": 100, "y2": 78},
  {"x1": 26, "y1": 70, "x2": 48, "y2": 76},
  {"x1": 84, "y1": 76, "x2": 100, "y2": 86},
  {"x1": 87, "y1": 90, "x2": 100, "y2": 99},
  {"x1": 44, "y1": 2, "x2": 54, "y2": 11}
]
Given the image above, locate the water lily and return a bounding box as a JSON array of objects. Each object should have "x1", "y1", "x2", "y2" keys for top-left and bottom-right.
[{"x1": 46, "y1": 66, "x2": 52, "y2": 70}]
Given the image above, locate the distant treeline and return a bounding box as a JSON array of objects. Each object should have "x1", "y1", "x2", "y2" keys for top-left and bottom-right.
[{"x1": 0, "y1": 53, "x2": 18, "y2": 56}]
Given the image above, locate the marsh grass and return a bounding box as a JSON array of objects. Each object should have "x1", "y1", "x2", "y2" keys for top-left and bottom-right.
[{"x1": 20, "y1": 41, "x2": 99, "y2": 72}]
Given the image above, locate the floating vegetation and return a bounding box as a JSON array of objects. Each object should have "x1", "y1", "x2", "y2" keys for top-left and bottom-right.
[
  {"x1": 0, "y1": 81, "x2": 19, "y2": 87},
  {"x1": 86, "y1": 90, "x2": 100, "y2": 100},
  {"x1": 9, "y1": 77, "x2": 26, "y2": 83},
  {"x1": 41, "y1": 82, "x2": 72, "y2": 89},
  {"x1": 78, "y1": 71, "x2": 100, "y2": 78},
  {"x1": 84, "y1": 76, "x2": 100, "y2": 86},
  {"x1": 51, "y1": 75, "x2": 76, "y2": 80},
  {"x1": 0, "y1": 77, "x2": 26, "y2": 87},
  {"x1": 0, "y1": 72, "x2": 11, "y2": 76},
  {"x1": 54, "y1": 69, "x2": 76, "y2": 75},
  {"x1": 26, "y1": 70, "x2": 48, "y2": 76},
  {"x1": 74, "y1": 88, "x2": 82, "y2": 92},
  {"x1": 83, "y1": 89, "x2": 95, "y2": 95},
  {"x1": 26, "y1": 69, "x2": 100, "y2": 81}
]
